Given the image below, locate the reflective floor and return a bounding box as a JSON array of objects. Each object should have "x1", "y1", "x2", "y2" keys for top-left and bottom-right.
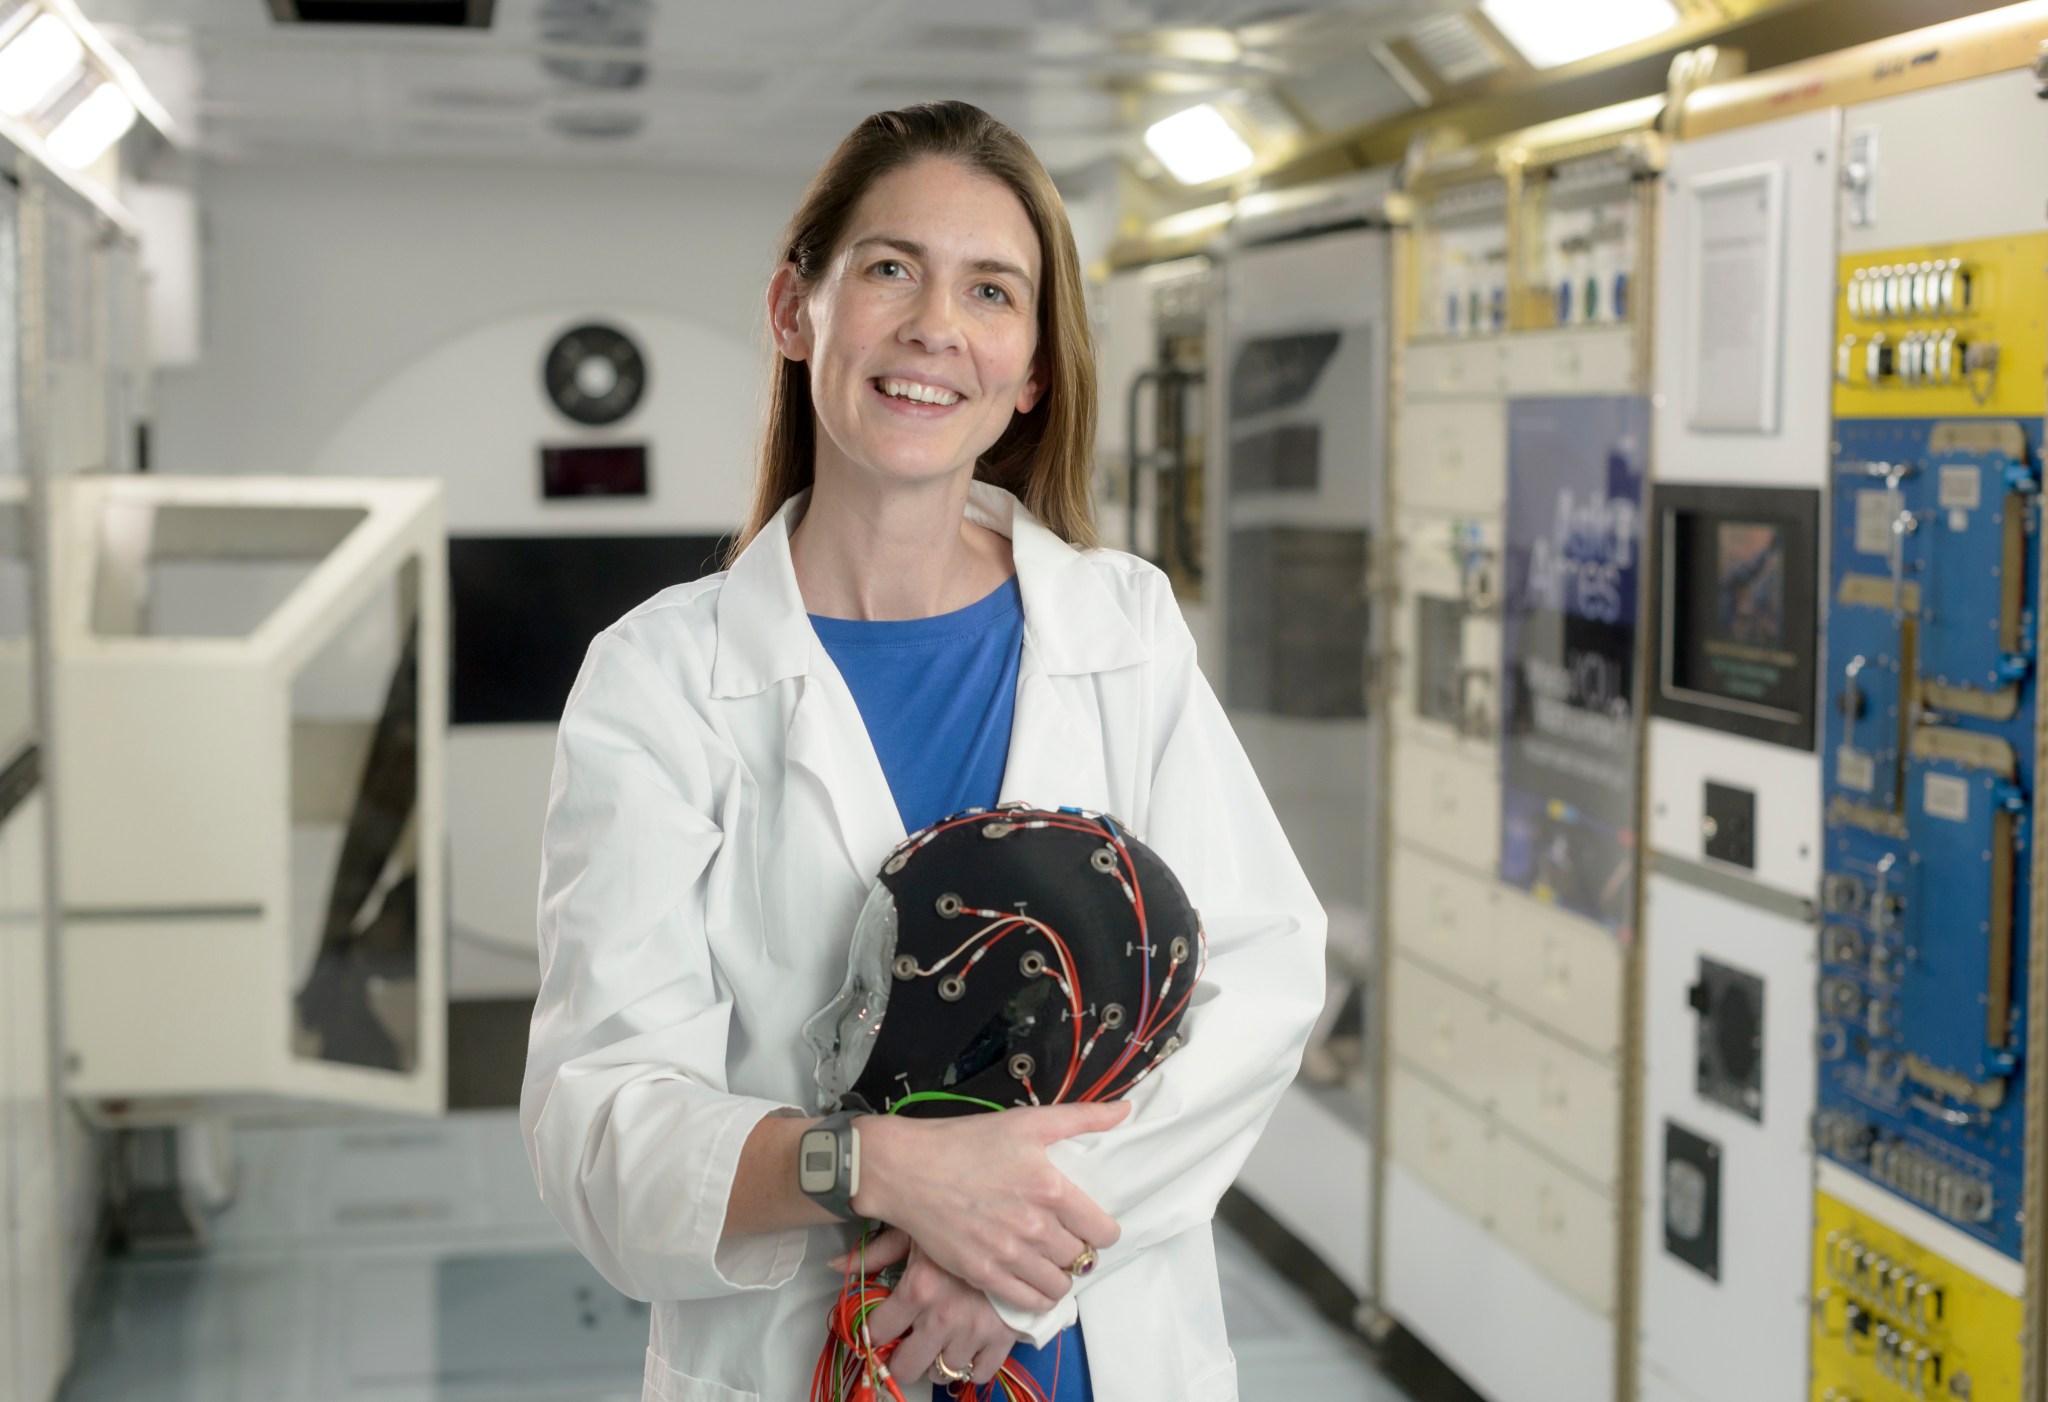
[{"x1": 60, "y1": 1110, "x2": 1412, "y2": 1402}]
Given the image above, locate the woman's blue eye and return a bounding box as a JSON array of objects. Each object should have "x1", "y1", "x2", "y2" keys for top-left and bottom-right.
[
  {"x1": 974, "y1": 283, "x2": 1009, "y2": 304},
  {"x1": 874, "y1": 260, "x2": 907, "y2": 278}
]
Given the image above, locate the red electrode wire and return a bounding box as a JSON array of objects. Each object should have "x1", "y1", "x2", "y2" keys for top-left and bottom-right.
[{"x1": 814, "y1": 810, "x2": 1204, "y2": 1400}]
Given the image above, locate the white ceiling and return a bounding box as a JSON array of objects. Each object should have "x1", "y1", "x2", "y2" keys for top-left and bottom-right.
[{"x1": 77, "y1": 0, "x2": 1438, "y2": 176}]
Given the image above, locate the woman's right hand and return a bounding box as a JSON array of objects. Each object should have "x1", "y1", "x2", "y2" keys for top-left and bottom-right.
[{"x1": 850, "y1": 1101, "x2": 1130, "y2": 1313}]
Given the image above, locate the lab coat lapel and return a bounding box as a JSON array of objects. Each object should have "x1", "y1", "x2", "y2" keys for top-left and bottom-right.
[
  {"x1": 784, "y1": 653, "x2": 906, "y2": 883},
  {"x1": 713, "y1": 491, "x2": 905, "y2": 882},
  {"x1": 998, "y1": 636, "x2": 1102, "y2": 813}
]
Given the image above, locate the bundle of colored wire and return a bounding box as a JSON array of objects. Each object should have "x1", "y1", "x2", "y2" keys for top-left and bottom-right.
[
  {"x1": 811, "y1": 809, "x2": 1205, "y2": 1400},
  {"x1": 811, "y1": 1155, "x2": 1054, "y2": 1402}
]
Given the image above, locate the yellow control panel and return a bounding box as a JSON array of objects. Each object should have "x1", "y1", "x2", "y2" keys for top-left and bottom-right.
[
  {"x1": 1810, "y1": 1192, "x2": 2023, "y2": 1401},
  {"x1": 1833, "y1": 233, "x2": 2048, "y2": 420}
]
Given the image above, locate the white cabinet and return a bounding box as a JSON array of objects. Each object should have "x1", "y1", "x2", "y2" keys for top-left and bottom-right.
[
  {"x1": 1389, "y1": 845, "x2": 1501, "y2": 993},
  {"x1": 1396, "y1": 401, "x2": 1508, "y2": 516},
  {"x1": 1389, "y1": 1066, "x2": 1492, "y2": 1223},
  {"x1": 1391, "y1": 740, "x2": 1500, "y2": 872},
  {"x1": 1503, "y1": 327, "x2": 1639, "y2": 396},
  {"x1": 1405, "y1": 337, "x2": 1509, "y2": 399},
  {"x1": 1492, "y1": 895, "x2": 1627, "y2": 1057},
  {"x1": 1491, "y1": 1128, "x2": 1619, "y2": 1315}
]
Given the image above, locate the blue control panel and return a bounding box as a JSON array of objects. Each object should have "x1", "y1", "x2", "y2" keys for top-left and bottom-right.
[{"x1": 1818, "y1": 416, "x2": 2042, "y2": 1261}]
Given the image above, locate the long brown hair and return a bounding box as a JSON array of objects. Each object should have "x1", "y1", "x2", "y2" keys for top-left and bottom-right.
[{"x1": 731, "y1": 101, "x2": 1098, "y2": 561}]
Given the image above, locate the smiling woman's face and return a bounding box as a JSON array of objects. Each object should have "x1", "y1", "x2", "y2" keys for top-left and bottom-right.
[{"x1": 772, "y1": 157, "x2": 1045, "y2": 489}]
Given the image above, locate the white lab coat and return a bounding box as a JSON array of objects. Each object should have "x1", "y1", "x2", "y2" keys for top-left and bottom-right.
[{"x1": 522, "y1": 480, "x2": 1326, "y2": 1402}]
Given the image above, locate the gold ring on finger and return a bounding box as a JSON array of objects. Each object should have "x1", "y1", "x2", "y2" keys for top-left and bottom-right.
[
  {"x1": 1067, "y1": 1243, "x2": 1098, "y2": 1277},
  {"x1": 933, "y1": 1354, "x2": 971, "y2": 1383}
]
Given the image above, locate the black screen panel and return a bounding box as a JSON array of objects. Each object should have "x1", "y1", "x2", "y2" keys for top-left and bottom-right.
[
  {"x1": 1225, "y1": 526, "x2": 1369, "y2": 718},
  {"x1": 1230, "y1": 424, "x2": 1321, "y2": 495},
  {"x1": 1662, "y1": 1121, "x2": 1723, "y2": 1281},
  {"x1": 451, "y1": 534, "x2": 730, "y2": 725},
  {"x1": 1649, "y1": 483, "x2": 1820, "y2": 750},
  {"x1": 1228, "y1": 332, "x2": 1342, "y2": 418},
  {"x1": 542, "y1": 444, "x2": 649, "y2": 499}
]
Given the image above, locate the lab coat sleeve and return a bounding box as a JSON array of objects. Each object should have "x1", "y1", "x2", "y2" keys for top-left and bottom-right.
[
  {"x1": 995, "y1": 580, "x2": 1328, "y2": 1344},
  {"x1": 520, "y1": 628, "x2": 809, "y2": 1303}
]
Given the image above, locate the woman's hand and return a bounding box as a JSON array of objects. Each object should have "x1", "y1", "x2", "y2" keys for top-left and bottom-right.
[
  {"x1": 834, "y1": 1230, "x2": 1018, "y2": 1388},
  {"x1": 852, "y1": 1101, "x2": 1129, "y2": 1313}
]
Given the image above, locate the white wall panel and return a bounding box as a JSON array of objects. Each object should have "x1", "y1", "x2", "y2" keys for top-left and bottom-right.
[
  {"x1": 1653, "y1": 107, "x2": 1839, "y2": 490},
  {"x1": 1640, "y1": 873, "x2": 1818, "y2": 1402},
  {"x1": 1647, "y1": 720, "x2": 1823, "y2": 895},
  {"x1": 1838, "y1": 68, "x2": 2048, "y2": 255},
  {"x1": 1234, "y1": 1083, "x2": 1373, "y2": 1298},
  {"x1": 1384, "y1": 1162, "x2": 1616, "y2": 1402},
  {"x1": 2, "y1": 793, "x2": 64, "y2": 1402}
]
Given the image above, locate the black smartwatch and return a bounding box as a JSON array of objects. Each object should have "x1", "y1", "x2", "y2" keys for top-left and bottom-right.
[{"x1": 797, "y1": 1111, "x2": 861, "y2": 1219}]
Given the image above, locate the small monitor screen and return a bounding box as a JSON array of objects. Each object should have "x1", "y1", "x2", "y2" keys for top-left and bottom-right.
[
  {"x1": 542, "y1": 443, "x2": 649, "y2": 499},
  {"x1": 1655, "y1": 486, "x2": 1818, "y2": 751},
  {"x1": 1714, "y1": 519, "x2": 1786, "y2": 650}
]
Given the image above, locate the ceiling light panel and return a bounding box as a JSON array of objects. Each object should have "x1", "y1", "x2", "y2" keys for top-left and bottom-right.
[
  {"x1": 47, "y1": 81, "x2": 136, "y2": 165},
  {"x1": 1480, "y1": 0, "x2": 1681, "y2": 69},
  {"x1": 0, "y1": 13, "x2": 84, "y2": 117},
  {"x1": 1143, "y1": 101, "x2": 1252, "y2": 185}
]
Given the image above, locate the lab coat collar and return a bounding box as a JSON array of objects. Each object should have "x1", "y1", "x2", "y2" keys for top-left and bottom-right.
[{"x1": 708, "y1": 479, "x2": 1148, "y2": 699}]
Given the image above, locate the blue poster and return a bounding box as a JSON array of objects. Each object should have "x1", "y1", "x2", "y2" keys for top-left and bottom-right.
[{"x1": 1498, "y1": 396, "x2": 1648, "y2": 938}]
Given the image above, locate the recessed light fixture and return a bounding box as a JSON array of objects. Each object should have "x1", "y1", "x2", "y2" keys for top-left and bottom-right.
[
  {"x1": 47, "y1": 82, "x2": 136, "y2": 166},
  {"x1": 0, "y1": 12, "x2": 85, "y2": 117},
  {"x1": 1480, "y1": 0, "x2": 1681, "y2": 70},
  {"x1": 1143, "y1": 103, "x2": 1255, "y2": 186}
]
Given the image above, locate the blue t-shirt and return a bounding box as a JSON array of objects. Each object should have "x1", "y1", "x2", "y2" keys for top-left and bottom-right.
[
  {"x1": 810, "y1": 575, "x2": 1093, "y2": 1402},
  {"x1": 809, "y1": 576, "x2": 1026, "y2": 835}
]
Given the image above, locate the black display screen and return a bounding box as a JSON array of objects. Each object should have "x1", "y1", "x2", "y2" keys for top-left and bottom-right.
[
  {"x1": 542, "y1": 444, "x2": 650, "y2": 499},
  {"x1": 450, "y1": 533, "x2": 729, "y2": 724},
  {"x1": 1652, "y1": 485, "x2": 1819, "y2": 750}
]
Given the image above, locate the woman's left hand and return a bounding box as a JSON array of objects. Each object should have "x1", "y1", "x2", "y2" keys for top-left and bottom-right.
[{"x1": 832, "y1": 1229, "x2": 1019, "y2": 1388}]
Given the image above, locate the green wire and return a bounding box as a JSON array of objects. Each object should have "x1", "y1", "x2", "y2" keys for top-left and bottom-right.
[
  {"x1": 888, "y1": 1090, "x2": 1005, "y2": 1115},
  {"x1": 836, "y1": 1091, "x2": 1003, "y2": 1400}
]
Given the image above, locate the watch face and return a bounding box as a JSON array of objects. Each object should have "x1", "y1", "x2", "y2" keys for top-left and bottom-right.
[
  {"x1": 544, "y1": 323, "x2": 647, "y2": 426},
  {"x1": 798, "y1": 1129, "x2": 838, "y2": 1193}
]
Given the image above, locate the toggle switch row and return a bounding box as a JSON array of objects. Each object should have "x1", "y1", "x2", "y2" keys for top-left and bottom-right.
[
  {"x1": 1823, "y1": 1230, "x2": 1947, "y2": 1331},
  {"x1": 1837, "y1": 331, "x2": 1999, "y2": 388},
  {"x1": 1847, "y1": 260, "x2": 1973, "y2": 321}
]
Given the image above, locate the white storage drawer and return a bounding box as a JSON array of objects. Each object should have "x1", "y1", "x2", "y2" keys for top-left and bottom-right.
[
  {"x1": 1405, "y1": 338, "x2": 1508, "y2": 399},
  {"x1": 1389, "y1": 845, "x2": 1501, "y2": 993},
  {"x1": 1502, "y1": 327, "x2": 1639, "y2": 396},
  {"x1": 1488, "y1": 1010, "x2": 1621, "y2": 1188},
  {"x1": 1392, "y1": 739, "x2": 1500, "y2": 872},
  {"x1": 1395, "y1": 400, "x2": 1507, "y2": 516},
  {"x1": 1492, "y1": 894, "x2": 1625, "y2": 1056},
  {"x1": 1391, "y1": 954, "x2": 1499, "y2": 1107},
  {"x1": 1388, "y1": 1066, "x2": 1492, "y2": 1225},
  {"x1": 1490, "y1": 1129, "x2": 1618, "y2": 1316}
]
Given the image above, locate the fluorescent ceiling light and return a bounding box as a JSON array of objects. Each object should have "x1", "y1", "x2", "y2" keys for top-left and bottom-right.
[
  {"x1": 0, "y1": 13, "x2": 85, "y2": 117},
  {"x1": 1144, "y1": 103, "x2": 1255, "y2": 186},
  {"x1": 1481, "y1": 0, "x2": 1681, "y2": 69},
  {"x1": 47, "y1": 82, "x2": 136, "y2": 167}
]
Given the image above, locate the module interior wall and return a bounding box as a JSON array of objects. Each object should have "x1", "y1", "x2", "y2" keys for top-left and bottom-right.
[{"x1": 151, "y1": 158, "x2": 803, "y2": 482}]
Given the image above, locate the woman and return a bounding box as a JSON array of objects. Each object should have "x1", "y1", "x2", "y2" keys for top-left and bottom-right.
[{"x1": 522, "y1": 101, "x2": 1325, "y2": 1402}]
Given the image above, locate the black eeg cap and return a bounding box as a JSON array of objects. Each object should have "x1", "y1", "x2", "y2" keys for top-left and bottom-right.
[{"x1": 848, "y1": 805, "x2": 1202, "y2": 1117}]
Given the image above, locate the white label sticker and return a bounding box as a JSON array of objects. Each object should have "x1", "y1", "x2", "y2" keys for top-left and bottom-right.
[
  {"x1": 1855, "y1": 489, "x2": 1899, "y2": 557},
  {"x1": 1940, "y1": 464, "x2": 1982, "y2": 511},
  {"x1": 1950, "y1": 508, "x2": 1970, "y2": 532},
  {"x1": 1837, "y1": 746, "x2": 1876, "y2": 794},
  {"x1": 1923, "y1": 772, "x2": 1971, "y2": 822}
]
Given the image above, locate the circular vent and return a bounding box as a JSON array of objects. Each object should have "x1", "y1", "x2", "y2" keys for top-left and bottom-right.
[{"x1": 543, "y1": 323, "x2": 647, "y2": 426}]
